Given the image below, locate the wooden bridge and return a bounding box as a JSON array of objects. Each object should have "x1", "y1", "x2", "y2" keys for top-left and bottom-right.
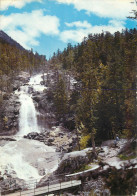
[{"x1": 0, "y1": 179, "x2": 81, "y2": 196}]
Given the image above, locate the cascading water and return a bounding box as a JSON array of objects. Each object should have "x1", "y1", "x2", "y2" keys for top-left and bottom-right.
[
  {"x1": 0, "y1": 73, "x2": 60, "y2": 184},
  {"x1": 17, "y1": 73, "x2": 46, "y2": 136},
  {"x1": 18, "y1": 86, "x2": 39, "y2": 136}
]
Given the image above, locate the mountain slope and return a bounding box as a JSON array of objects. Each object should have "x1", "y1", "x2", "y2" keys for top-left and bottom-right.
[{"x1": 0, "y1": 30, "x2": 25, "y2": 50}]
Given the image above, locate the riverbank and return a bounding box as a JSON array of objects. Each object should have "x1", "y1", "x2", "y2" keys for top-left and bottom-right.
[
  {"x1": 0, "y1": 71, "x2": 136, "y2": 196},
  {"x1": 0, "y1": 71, "x2": 78, "y2": 194}
]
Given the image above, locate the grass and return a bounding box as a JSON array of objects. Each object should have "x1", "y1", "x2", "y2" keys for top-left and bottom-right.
[
  {"x1": 118, "y1": 154, "x2": 137, "y2": 160},
  {"x1": 74, "y1": 164, "x2": 92, "y2": 173}
]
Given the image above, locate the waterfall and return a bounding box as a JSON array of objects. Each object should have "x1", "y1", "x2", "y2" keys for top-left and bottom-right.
[
  {"x1": 17, "y1": 74, "x2": 46, "y2": 136},
  {"x1": 0, "y1": 73, "x2": 59, "y2": 184},
  {"x1": 18, "y1": 86, "x2": 39, "y2": 136}
]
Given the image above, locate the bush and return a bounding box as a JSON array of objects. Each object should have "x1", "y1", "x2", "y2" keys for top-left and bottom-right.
[
  {"x1": 80, "y1": 134, "x2": 91, "y2": 149},
  {"x1": 105, "y1": 167, "x2": 137, "y2": 195}
]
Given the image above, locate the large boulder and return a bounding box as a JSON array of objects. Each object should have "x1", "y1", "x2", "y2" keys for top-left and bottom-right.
[
  {"x1": 32, "y1": 95, "x2": 42, "y2": 103},
  {"x1": 101, "y1": 140, "x2": 115, "y2": 147},
  {"x1": 12, "y1": 81, "x2": 20, "y2": 91},
  {"x1": 32, "y1": 93, "x2": 46, "y2": 103},
  {"x1": 55, "y1": 148, "x2": 95, "y2": 174},
  {"x1": 24, "y1": 132, "x2": 40, "y2": 139}
]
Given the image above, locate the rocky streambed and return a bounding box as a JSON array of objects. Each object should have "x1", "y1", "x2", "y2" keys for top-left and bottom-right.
[
  {"x1": 0, "y1": 70, "x2": 78, "y2": 194},
  {"x1": 0, "y1": 70, "x2": 136, "y2": 196},
  {"x1": 24, "y1": 126, "x2": 77, "y2": 153}
]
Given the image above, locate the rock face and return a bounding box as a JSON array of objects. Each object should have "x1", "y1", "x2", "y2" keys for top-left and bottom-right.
[
  {"x1": 55, "y1": 148, "x2": 94, "y2": 174},
  {"x1": 0, "y1": 72, "x2": 30, "y2": 135},
  {"x1": 0, "y1": 170, "x2": 25, "y2": 195},
  {"x1": 0, "y1": 94, "x2": 20, "y2": 135}
]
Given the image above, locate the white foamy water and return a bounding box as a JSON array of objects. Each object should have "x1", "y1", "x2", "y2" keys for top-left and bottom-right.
[
  {"x1": 17, "y1": 73, "x2": 46, "y2": 136},
  {"x1": 0, "y1": 139, "x2": 58, "y2": 181},
  {"x1": 0, "y1": 73, "x2": 60, "y2": 184},
  {"x1": 29, "y1": 74, "x2": 47, "y2": 92},
  {"x1": 17, "y1": 86, "x2": 39, "y2": 136}
]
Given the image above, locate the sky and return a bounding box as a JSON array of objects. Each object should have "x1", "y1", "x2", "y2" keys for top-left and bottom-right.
[{"x1": 0, "y1": 0, "x2": 137, "y2": 59}]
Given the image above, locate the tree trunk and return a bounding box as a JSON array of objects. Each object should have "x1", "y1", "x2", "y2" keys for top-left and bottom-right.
[
  {"x1": 91, "y1": 134, "x2": 98, "y2": 159},
  {"x1": 76, "y1": 128, "x2": 80, "y2": 151}
]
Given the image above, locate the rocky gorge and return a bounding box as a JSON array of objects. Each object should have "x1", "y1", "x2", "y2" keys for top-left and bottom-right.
[
  {"x1": 0, "y1": 69, "x2": 79, "y2": 194},
  {"x1": 0, "y1": 69, "x2": 136, "y2": 196}
]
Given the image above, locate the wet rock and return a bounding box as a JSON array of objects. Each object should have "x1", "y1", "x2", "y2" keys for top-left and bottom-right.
[
  {"x1": 48, "y1": 138, "x2": 55, "y2": 143},
  {"x1": 34, "y1": 136, "x2": 40, "y2": 140},
  {"x1": 32, "y1": 92, "x2": 40, "y2": 96},
  {"x1": 24, "y1": 132, "x2": 39, "y2": 139},
  {"x1": 32, "y1": 95, "x2": 42, "y2": 103},
  {"x1": 28, "y1": 87, "x2": 34, "y2": 93},
  {"x1": 44, "y1": 141, "x2": 48, "y2": 145},
  {"x1": 40, "y1": 81, "x2": 44, "y2": 85},
  {"x1": 56, "y1": 148, "x2": 61, "y2": 152},
  {"x1": 14, "y1": 110, "x2": 19, "y2": 115},
  {"x1": 12, "y1": 86, "x2": 19, "y2": 91},
  {"x1": 47, "y1": 142, "x2": 52, "y2": 146},
  {"x1": 39, "y1": 168, "x2": 45, "y2": 176},
  {"x1": 69, "y1": 143, "x2": 72, "y2": 147}
]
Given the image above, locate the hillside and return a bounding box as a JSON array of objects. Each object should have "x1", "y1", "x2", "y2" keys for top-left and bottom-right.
[
  {"x1": 0, "y1": 29, "x2": 136, "y2": 196},
  {"x1": 0, "y1": 31, "x2": 46, "y2": 134},
  {"x1": 49, "y1": 28, "x2": 137, "y2": 149},
  {"x1": 0, "y1": 30, "x2": 25, "y2": 51}
]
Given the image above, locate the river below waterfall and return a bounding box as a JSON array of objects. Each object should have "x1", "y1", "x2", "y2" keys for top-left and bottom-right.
[{"x1": 0, "y1": 73, "x2": 61, "y2": 184}]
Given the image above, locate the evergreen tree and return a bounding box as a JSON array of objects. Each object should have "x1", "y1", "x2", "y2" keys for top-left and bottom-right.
[{"x1": 54, "y1": 75, "x2": 68, "y2": 120}]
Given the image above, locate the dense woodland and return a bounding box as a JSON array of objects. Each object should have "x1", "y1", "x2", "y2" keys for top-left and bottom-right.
[
  {"x1": 0, "y1": 25, "x2": 136, "y2": 146},
  {"x1": 0, "y1": 38, "x2": 46, "y2": 95},
  {"x1": 49, "y1": 28, "x2": 137, "y2": 150},
  {"x1": 0, "y1": 37, "x2": 46, "y2": 132},
  {"x1": 0, "y1": 28, "x2": 136, "y2": 151},
  {"x1": 0, "y1": 23, "x2": 136, "y2": 196}
]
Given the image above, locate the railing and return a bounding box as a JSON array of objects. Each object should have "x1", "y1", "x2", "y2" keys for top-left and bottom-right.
[
  {"x1": 0, "y1": 165, "x2": 102, "y2": 195},
  {"x1": 0, "y1": 177, "x2": 81, "y2": 196},
  {"x1": 0, "y1": 163, "x2": 102, "y2": 196}
]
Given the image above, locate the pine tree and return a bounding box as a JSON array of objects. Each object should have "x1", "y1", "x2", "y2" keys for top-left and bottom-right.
[{"x1": 54, "y1": 75, "x2": 68, "y2": 120}]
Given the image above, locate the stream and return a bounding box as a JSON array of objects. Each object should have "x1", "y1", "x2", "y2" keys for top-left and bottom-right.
[{"x1": 0, "y1": 73, "x2": 60, "y2": 184}]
